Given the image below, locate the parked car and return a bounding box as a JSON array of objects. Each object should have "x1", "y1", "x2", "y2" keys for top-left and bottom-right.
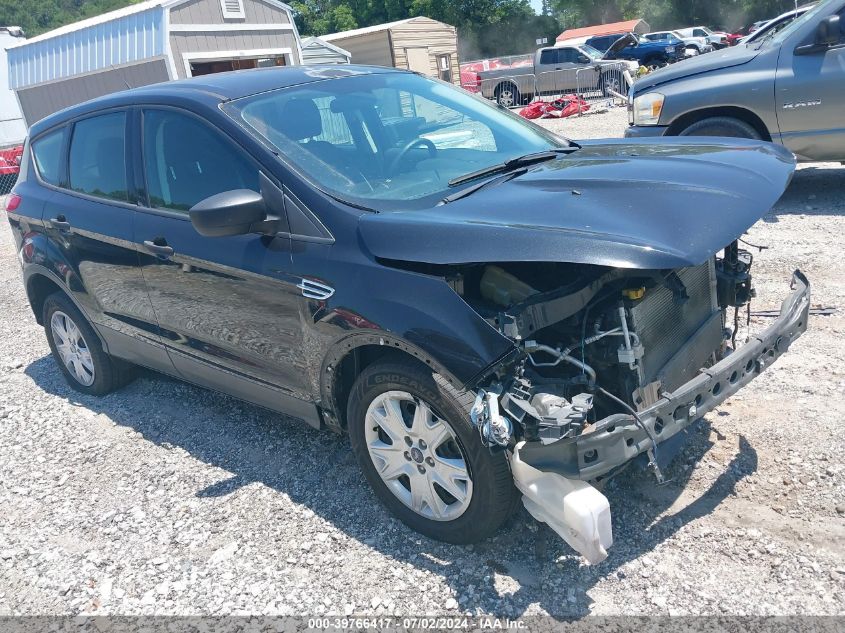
[
  {"x1": 585, "y1": 32, "x2": 685, "y2": 66},
  {"x1": 644, "y1": 30, "x2": 713, "y2": 55},
  {"x1": 727, "y1": 22, "x2": 765, "y2": 45},
  {"x1": 676, "y1": 26, "x2": 729, "y2": 48},
  {"x1": 0, "y1": 145, "x2": 23, "y2": 194},
  {"x1": 626, "y1": 0, "x2": 844, "y2": 162},
  {"x1": 6, "y1": 65, "x2": 810, "y2": 562},
  {"x1": 478, "y1": 39, "x2": 638, "y2": 107},
  {"x1": 741, "y1": 4, "x2": 816, "y2": 44}
]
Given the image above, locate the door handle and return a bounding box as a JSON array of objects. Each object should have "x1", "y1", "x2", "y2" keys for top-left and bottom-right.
[
  {"x1": 49, "y1": 217, "x2": 70, "y2": 231},
  {"x1": 143, "y1": 239, "x2": 174, "y2": 257}
]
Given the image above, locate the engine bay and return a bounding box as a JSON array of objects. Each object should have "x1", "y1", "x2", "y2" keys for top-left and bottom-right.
[{"x1": 444, "y1": 240, "x2": 758, "y2": 462}]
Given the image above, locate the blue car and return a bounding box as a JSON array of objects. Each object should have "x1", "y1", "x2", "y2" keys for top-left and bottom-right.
[{"x1": 586, "y1": 32, "x2": 684, "y2": 66}]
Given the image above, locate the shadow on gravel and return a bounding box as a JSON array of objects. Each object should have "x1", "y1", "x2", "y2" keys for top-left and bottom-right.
[
  {"x1": 766, "y1": 164, "x2": 845, "y2": 222},
  {"x1": 25, "y1": 354, "x2": 757, "y2": 619}
]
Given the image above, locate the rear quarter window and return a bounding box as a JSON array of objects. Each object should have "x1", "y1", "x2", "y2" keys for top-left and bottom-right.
[
  {"x1": 31, "y1": 128, "x2": 66, "y2": 186},
  {"x1": 68, "y1": 112, "x2": 128, "y2": 202}
]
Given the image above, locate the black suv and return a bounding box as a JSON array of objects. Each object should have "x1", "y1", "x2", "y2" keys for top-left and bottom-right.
[{"x1": 6, "y1": 65, "x2": 809, "y2": 562}]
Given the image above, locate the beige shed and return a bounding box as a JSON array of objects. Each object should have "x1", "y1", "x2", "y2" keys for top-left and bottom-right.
[{"x1": 322, "y1": 17, "x2": 459, "y2": 84}]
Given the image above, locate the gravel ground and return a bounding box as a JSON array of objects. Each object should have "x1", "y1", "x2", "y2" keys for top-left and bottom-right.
[{"x1": 1, "y1": 109, "x2": 843, "y2": 618}]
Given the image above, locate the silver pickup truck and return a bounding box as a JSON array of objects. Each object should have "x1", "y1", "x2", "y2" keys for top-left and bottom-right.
[
  {"x1": 479, "y1": 38, "x2": 638, "y2": 107},
  {"x1": 626, "y1": 0, "x2": 844, "y2": 161}
]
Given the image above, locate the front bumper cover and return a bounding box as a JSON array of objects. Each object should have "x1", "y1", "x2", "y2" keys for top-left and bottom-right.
[
  {"x1": 624, "y1": 124, "x2": 670, "y2": 138},
  {"x1": 519, "y1": 270, "x2": 810, "y2": 481}
]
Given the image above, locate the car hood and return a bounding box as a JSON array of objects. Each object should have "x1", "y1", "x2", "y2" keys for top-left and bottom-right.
[
  {"x1": 358, "y1": 138, "x2": 796, "y2": 270},
  {"x1": 602, "y1": 33, "x2": 638, "y2": 58},
  {"x1": 631, "y1": 43, "x2": 760, "y2": 92}
]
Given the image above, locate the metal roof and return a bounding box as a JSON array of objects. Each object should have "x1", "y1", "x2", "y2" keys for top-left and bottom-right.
[
  {"x1": 5, "y1": 0, "x2": 298, "y2": 91},
  {"x1": 556, "y1": 19, "x2": 649, "y2": 43},
  {"x1": 301, "y1": 36, "x2": 351, "y2": 58},
  {"x1": 6, "y1": 2, "x2": 167, "y2": 90}
]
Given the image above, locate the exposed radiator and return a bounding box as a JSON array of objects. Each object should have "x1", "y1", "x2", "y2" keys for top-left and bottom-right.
[{"x1": 628, "y1": 260, "x2": 722, "y2": 394}]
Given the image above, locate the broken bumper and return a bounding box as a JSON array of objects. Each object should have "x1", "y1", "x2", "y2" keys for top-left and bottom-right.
[{"x1": 518, "y1": 270, "x2": 810, "y2": 481}]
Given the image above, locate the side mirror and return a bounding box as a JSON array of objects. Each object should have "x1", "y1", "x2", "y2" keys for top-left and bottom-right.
[
  {"x1": 189, "y1": 189, "x2": 267, "y2": 237},
  {"x1": 795, "y1": 15, "x2": 841, "y2": 55},
  {"x1": 577, "y1": 55, "x2": 590, "y2": 64},
  {"x1": 815, "y1": 15, "x2": 841, "y2": 46}
]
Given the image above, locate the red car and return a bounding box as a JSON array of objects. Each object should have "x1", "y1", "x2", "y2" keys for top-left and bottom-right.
[{"x1": 0, "y1": 145, "x2": 23, "y2": 194}]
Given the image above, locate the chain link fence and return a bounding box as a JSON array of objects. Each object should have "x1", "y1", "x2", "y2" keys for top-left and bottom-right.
[
  {"x1": 0, "y1": 144, "x2": 23, "y2": 195},
  {"x1": 478, "y1": 62, "x2": 633, "y2": 113}
]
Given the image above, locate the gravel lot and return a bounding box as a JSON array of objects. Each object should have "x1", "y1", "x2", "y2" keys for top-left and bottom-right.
[{"x1": 1, "y1": 108, "x2": 843, "y2": 618}]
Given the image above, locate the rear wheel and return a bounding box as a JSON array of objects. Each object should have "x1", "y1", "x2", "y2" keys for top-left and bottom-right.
[
  {"x1": 495, "y1": 82, "x2": 521, "y2": 108},
  {"x1": 686, "y1": 45, "x2": 700, "y2": 56},
  {"x1": 43, "y1": 292, "x2": 135, "y2": 395},
  {"x1": 347, "y1": 360, "x2": 518, "y2": 543},
  {"x1": 678, "y1": 116, "x2": 762, "y2": 140}
]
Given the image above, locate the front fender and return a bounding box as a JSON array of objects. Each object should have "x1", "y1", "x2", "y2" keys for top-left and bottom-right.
[{"x1": 311, "y1": 262, "x2": 518, "y2": 426}]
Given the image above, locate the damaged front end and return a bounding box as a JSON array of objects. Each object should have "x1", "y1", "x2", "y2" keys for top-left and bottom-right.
[
  {"x1": 358, "y1": 138, "x2": 808, "y2": 562},
  {"x1": 458, "y1": 252, "x2": 809, "y2": 563}
]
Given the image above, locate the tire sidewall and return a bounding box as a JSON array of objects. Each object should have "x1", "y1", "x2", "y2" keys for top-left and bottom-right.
[{"x1": 347, "y1": 363, "x2": 514, "y2": 543}]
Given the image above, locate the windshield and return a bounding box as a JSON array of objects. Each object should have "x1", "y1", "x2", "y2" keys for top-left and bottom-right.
[
  {"x1": 580, "y1": 44, "x2": 604, "y2": 60},
  {"x1": 764, "y1": 1, "x2": 830, "y2": 46},
  {"x1": 223, "y1": 72, "x2": 564, "y2": 211}
]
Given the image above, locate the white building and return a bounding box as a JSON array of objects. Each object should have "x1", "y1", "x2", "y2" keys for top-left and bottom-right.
[
  {"x1": 0, "y1": 27, "x2": 26, "y2": 146},
  {"x1": 6, "y1": 0, "x2": 303, "y2": 127}
]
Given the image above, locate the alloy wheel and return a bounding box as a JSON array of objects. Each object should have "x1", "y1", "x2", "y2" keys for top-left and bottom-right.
[
  {"x1": 497, "y1": 89, "x2": 516, "y2": 108},
  {"x1": 50, "y1": 310, "x2": 95, "y2": 386},
  {"x1": 364, "y1": 390, "x2": 473, "y2": 521}
]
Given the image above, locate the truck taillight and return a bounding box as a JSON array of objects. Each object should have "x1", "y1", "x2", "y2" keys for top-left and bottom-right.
[{"x1": 4, "y1": 193, "x2": 21, "y2": 212}]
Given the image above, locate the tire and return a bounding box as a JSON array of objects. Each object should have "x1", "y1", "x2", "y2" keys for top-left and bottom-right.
[
  {"x1": 686, "y1": 45, "x2": 700, "y2": 56},
  {"x1": 495, "y1": 82, "x2": 521, "y2": 108},
  {"x1": 347, "y1": 360, "x2": 518, "y2": 544},
  {"x1": 678, "y1": 116, "x2": 762, "y2": 140},
  {"x1": 43, "y1": 291, "x2": 135, "y2": 395},
  {"x1": 600, "y1": 73, "x2": 623, "y2": 97}
]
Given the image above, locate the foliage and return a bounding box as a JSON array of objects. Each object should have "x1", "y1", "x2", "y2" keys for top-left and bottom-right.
[
  {"x1": 0, "y1": 0, "x2": 143, "y2": 36},
  {"x1": 551, "y1": 0, "x2": 808, "y2": 32}
]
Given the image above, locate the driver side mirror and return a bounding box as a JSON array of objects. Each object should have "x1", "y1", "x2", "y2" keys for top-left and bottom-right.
[
  {"x1": 577, "y1": 55, "x2": 590, "y2": 64},
  {"x1": 795, "y1": 15, "x2": 841, "y2": 55},
  {"x1": 189, "y1": 189, "x2": 268, "y2": 237}
]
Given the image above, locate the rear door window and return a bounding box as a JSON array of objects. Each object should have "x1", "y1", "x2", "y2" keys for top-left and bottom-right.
[
  {"x1": 539, "y1": 49, "x2": 559, "y2": 65},
  {"x1": 142, "y1": 109, "x2": 260, "y2": 213},
  {"x1": 32, "y1": 128, "x2": 66, "y2": 186},
  {"x1": 68, "y1": 112, "x2": 128, "y2": 202}
]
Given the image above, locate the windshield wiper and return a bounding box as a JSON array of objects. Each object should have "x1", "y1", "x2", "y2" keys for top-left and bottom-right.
[
  {"x1": 447, "y1": 146, "x2": 580, "y2": 187},
  {"x1": 438, "y1": 168, "x2": 528, "y2": 205}
]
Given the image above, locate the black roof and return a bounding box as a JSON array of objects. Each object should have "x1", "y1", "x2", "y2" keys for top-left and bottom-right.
[
  {"x1": 30, "y1": 65, "x2": 403, "y2": 136},
  {"x1": 133, "y1": 64, "x2": 402, "y2": 99}
]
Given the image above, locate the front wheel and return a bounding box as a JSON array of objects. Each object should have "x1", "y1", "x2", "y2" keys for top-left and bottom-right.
[
  {"x1": 601, "y1": 73, "x2": 623, "y2": 97},
  {"x1": 678, "y1": 116, "x2": 762, "y2": 140},
  {"x1": 347, "y1": 361, "x2": 518, "y2": 543}
]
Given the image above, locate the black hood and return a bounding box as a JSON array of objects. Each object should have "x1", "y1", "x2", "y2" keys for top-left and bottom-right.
[
  {"x1": 602, "y1": 33, "x2": 638, "y2": 59},
  {"x1": 631, "y1": 43, "x2": 761, "y2": 93},
  {"x1": 358, "y1": 138, "x2": 795, "y2": 270}
]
